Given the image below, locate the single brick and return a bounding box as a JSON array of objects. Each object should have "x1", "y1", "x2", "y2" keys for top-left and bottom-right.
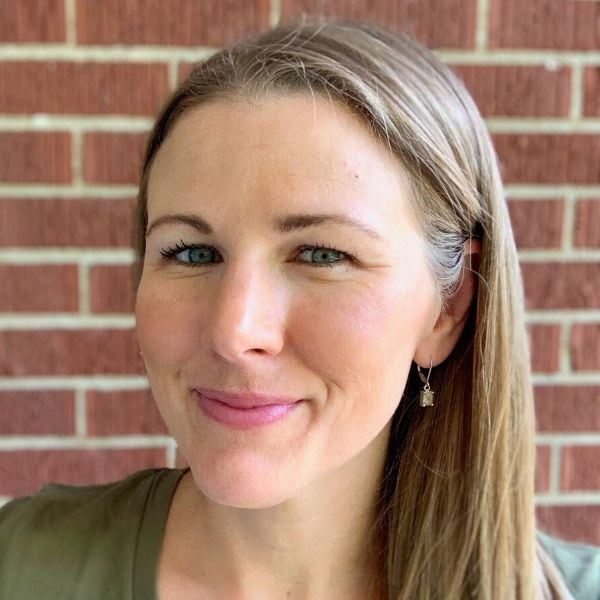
[
  {"x1": 0, "y1": 390, "x2": 75, "y2": 435},
  {"x1": 89, "y1": 264, "x2": 135, "y2": 314},
  {"x1": 0, "y1": 197, "x2": 136, "y2": 248},
  {"x1": 583, "y1": 67, "x2": 600, "y2": 117},
  {"x1": 571, "y1": 324, "x2": 600, "y2": 372},
  {"x1": 507, "y1": 199, "x2": 564, "y2": 249},
  {"x1": 560, "y1": 446, "x2": 600, "y2": 492},
  {"x1": 493, "y1": 134, "x2": 599, "y2": 184},
  {"x1": 535, "y1": 445, "x2": 551, "y2": 493},
  {"x1": 76, "y1": 0, "x2": 270, "y2": 46},
  {"x1": 83, "y1": 132, "x2": 148, "y2": 185},
  {"x1": 0, "y1": 62, "x2": 169, "y2": 116},
  {"x1": 0, "y1": 264, "x2": 79, "y2": 312},
  {"x1": 528, "y1": 324, "x2": 561, "y2": 374},
  {"x1": 536, "y1": 505, "x2": 600, "y2": 547},
  {"x1": 281, "y1": 0, "x2": 477, "y2": 48},
  {"x1": 454, "y1": 65, "x2": 570, "y2": 117},
  {"x1": 0, "y1": 132, "x2": 71, "y2": 183},
  {"x1": 0, "y1": 0, "x2": 65, "y2": 42},
  {"x1": 177, "y1": 61, "x2": 196, "y2": 83},
  {"x1": 535, "y1": 386, "x2": 600, "y2": 432},
  {"x1": 489, "y1": 0, "x2": 599, "y2": 50},
  {"x1": 574, "y1": 199, "x2": 600, "y2": 248},
  {"x1": 521, "y1": 262, "x2": 600, "y2": 310},
  {"x1": 0, "y1": 329, "x2": 144, "y2": 376},
  {"x1": 0, "y1": 448, "x2": 168, "y2": 496},
  {"x1": 86, "y1": 389, "x2": 168, "y2": 435}
]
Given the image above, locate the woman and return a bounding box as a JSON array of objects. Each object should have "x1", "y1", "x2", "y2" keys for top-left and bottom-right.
[{"x1": 1, "y1": 19, "x2": 599, "y2": 600}]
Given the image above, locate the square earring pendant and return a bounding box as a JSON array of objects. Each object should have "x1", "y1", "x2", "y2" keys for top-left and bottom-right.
[{"x1": 420, "y1": 389, "x2": 434, "y2": 407}]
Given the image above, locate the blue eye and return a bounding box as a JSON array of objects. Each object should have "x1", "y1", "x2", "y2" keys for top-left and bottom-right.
[
  {"x1": 159, "y1": 241, "x2": 356, "y2": 269},
  {"x1": 296, "y1": 244, "x2": 351, "y2": 267},
  {"x1": 160, "y1": 241, "x2": 221, "y2": 265}
]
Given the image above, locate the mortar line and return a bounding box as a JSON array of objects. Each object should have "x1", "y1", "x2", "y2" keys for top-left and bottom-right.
[
  {"x1": 71, "y1": 129, "x2": 83, "y2": 187},
  {"x1": 165, "y1": 439, "x2": 178, "y2": 468},
  {"x1": 64, "y1": 0, "x2": 77, "y2": 46},
  {"x1": 0, "y1": 436, "x2": 173, "y2": 450},
  {"x1": 549, "y1": 444, "x2": 562, "y2": 495},
  {"x1": 270, "y1": 0, "x2": 282, "y2": 26},
  {"x1": 74, "y1": 387, "x2": 87, "y2": 437},
  {"x1": 78, "y1": 263, "x2": 91, "y2": 315},
  {"x1": 535, "y1": 494, "x2": 600, "y2": 506},
  {"x1": 0, "y1": 377, "x2": 149, "y2": 391},
  {"x1": 562, "y1": 192, "x2": 577, "y2": 251},
  {"x1": 569, "y1": 60, "x2": 584, "y2": 120},
  {"x1": 167, "y1": 59, "x2": 179, "y2": 90},
  {"x1": 475, "y1": 0, "x2": 490, "y2": 51},
  {"x1": 558, "y1": 321, "x2": 571, "y2": 375}
]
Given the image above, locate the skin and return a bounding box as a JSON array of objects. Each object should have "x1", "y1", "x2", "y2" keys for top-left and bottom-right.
[{"x1": 135, "y1": 94, "x2": 480, "y2": 599}]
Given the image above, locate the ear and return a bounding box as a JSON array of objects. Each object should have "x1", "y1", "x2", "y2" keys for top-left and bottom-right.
[{"x1": 413, "y1": 239, "x2": 481, "y2": 368}]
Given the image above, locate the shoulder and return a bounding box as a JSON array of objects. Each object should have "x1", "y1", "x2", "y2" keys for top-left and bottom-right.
[
  {"x1": 538, "y1": 530, "x2": 600, "y2": 600},
  {"x1": 0, "y1": 468, "x2": 185, "y2": 600}
]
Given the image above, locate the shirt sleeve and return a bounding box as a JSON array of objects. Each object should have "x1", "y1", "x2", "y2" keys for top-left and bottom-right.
[{"x1": 538, "y1": 531, "x2": 600, "y2": 600}]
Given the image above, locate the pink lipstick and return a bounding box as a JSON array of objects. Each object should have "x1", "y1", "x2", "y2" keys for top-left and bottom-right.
[{"x1": 194, "y1": 387, "x2": 302, "y2": 429}]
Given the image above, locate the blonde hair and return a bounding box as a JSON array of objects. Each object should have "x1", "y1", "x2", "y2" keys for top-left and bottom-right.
[{"x1": 134, "y1": 19, "x2": 569, "y2": 599}]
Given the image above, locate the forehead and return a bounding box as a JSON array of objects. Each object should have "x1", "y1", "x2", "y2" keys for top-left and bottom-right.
[{"x1": 147, "y1": 94, "x2": 419, "y2": 234}]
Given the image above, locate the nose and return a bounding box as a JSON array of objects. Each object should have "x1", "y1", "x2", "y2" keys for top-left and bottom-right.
[{"x1": 205, "y1": 262, "x2": 286, "y2": 364}]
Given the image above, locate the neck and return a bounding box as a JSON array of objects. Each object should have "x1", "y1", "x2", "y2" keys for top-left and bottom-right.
[{"x1": 162, "y1": 427, "x2": 390, "y2": 599}]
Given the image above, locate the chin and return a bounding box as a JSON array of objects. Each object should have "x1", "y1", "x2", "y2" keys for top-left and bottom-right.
[{"x1": 185, "y1": 450, "x2": 302, "y2": 510}]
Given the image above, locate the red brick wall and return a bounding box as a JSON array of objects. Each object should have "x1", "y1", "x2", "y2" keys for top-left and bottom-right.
[{"x1": 1, "y1": 0, "x2": 599, "y2": 544}]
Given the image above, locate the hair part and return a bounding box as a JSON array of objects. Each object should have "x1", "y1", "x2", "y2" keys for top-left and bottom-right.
[{"x1": 134, "y1": 19, "x2": 565, "y2": 599}]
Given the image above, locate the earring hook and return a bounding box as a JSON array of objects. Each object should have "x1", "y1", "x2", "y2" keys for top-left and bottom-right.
[{"x1": 417, "y1": 356, "x2": 433, "y2": 390}]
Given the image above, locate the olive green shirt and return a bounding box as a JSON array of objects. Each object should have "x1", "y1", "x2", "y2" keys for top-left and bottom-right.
[{"x1": 0, "y1": 468, "x2": 598, "y2": 599}]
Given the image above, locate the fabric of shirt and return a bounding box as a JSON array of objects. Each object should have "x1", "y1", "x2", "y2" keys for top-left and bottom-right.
[{"x1": 0, "y1": 467, "x2": 598, "y2": 599}]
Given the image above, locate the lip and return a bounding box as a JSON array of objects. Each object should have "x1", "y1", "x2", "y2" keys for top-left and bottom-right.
[
  {"x1": 194, "y1": 388, "x2": 302, "y2": 429},
  {"x1": 194, "y1": 387, "x2": 300, "y2": 408}
]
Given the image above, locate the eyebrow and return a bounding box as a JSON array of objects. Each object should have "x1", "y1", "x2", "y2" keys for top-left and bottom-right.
[{"x1": 146, "y1": 212, "x2": 383, "y2": 241}]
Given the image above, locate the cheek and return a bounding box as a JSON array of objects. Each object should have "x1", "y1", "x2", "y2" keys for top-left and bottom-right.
[
  {"x1": 290, "y1": 275, "x2": 434, "y2": 387},
  {"x1": 135, "y1": 278, "x2": 201, "y2": 366}
]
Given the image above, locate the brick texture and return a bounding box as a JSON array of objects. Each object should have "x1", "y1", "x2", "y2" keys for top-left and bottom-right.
[
  {"x1": 0, "y1": 0, "x2": 66, "y2": 42},
  {"x1": 535, "y1": 386, "x2": 600, "y2": 433},
  {"x1": 489, "y1": 0, "x2": 600, "y2": 50},
  {"x1": 0, "y1": 264, "x2": 79, "y2": 312},
  {"x1": 454, "y1": 65, "x2": 570, "y2": 118},
  {"x1": 493, "y1": 135, "x2": 599, "y2": 185},
  {"x1": 0, "y1": 62, "x2": 169, "y2": 115},
  {"x1": 90, "y1": 265, "x2": 135, "y2": 313},
  {"x1": 528, "y1": 325, "x2": 561, "y2": 374},
  {"x1": 0, "y1": 448, "x2": 168, "y2": 496},
  {"x1": 507, "y1": 199, "x2": 564, "y2": 249},
  {"x1": 76, "y1": 0, "x2": 270, "y2": 46},
  {"x1": 574, "y1": 199, "x2": 600, "y2": 248},
  {"x1": 521, "y1": 262, "x2": 600, "y2": 310},
  {"x1": 0, "y1": 198, "x2": 136, "y2": 248},
  {"x1": 537, "y1": 506, "x2": 600, "y2": 547},
  {"x1": 571, "y1": 324, "x2": 600, "y2": 372},
  {"x1": 561, "y1": 446, "x2": 600, "y2": 492},
  {"x1": 281, "y1": 0, "x2": 477, "y2": 49},
  {"x1": 583, "y1": 67, "x2": 600, "y2": 117},
  {"x1": 83, "y1": 132, "x2": 147, "y2": 184},
  {"x1": 0, "y1": 391, "x2": 75, "y2": 435},
  {"x1": 0, "y1": 330, "x2": 144, "y2": 376},
  {"x1": 86, "y1": 390, "x2": 168, "y2": 435},
  {"x1": 0, "y1": 132, "x2": 71, "y2": 183}
]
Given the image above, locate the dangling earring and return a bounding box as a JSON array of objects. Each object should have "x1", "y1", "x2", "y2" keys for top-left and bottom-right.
[{"x1": 417, "y1": 357, "x2": 434, "y2": 407}]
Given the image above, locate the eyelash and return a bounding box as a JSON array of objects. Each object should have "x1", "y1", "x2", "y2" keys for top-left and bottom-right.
[{"x1": 159, "y1": 240, "x2": 357, "y2": 269}]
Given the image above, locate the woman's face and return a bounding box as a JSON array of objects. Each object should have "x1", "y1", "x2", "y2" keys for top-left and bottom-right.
[{"x1": 136, "y1": 95, "x2": 441, "y2": 508}]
